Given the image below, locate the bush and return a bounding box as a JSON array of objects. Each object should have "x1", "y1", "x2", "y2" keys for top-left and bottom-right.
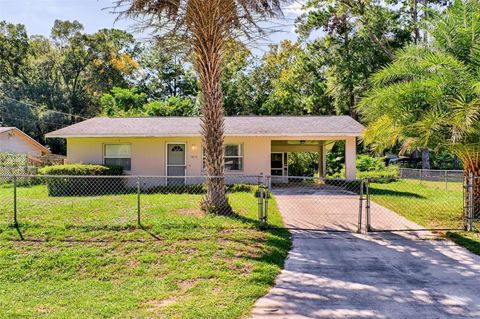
[
  {"x1": 356, "y1": 155, "x2": 385, "y2": 172},
  {"x1": 357, "y1": 165, "x2": 399, "y2": 182},
  {"x1": 38, "y1": 164, "x2": 125, "y2": 196},
  {"x1": 356, "y1": 155, "x2": 399, "y2": 182},
  {"x1": 327, "y1": 155, "x2": 399, "y2": 182},
  {"x1": 38, "y1": 164, "x2": 123, "y2": 176}
]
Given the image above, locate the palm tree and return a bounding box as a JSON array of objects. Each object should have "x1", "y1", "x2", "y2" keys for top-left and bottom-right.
[
  {"x1": 358, "y1": 0, "x2": 480, "y2": 176},
  {"x1": 114, "y1": 0, "x2": 284, "y2": 214}
]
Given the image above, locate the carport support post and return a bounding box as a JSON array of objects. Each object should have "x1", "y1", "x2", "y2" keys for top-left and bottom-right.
[{"x1": 345, "y1": 137, "x2": 357, "y2": 179}]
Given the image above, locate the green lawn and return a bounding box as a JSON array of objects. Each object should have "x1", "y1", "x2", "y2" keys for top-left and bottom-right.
[
  {"x1": 369, "y1": 179, "x2": 464, "y2": 229},
  {"x1": 0, "y1": 183, "x2": 291, "y2": 319},
  {"x1": 370, "y1": 179, "x2": 480, "y2": 255}
]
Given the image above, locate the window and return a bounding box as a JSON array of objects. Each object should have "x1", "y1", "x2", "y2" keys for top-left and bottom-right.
[
  {"x1": 104, "y1": 144, "x2": 131, "y2": 171},
  {"x1": 203, "y1": 144, "x2": 243, "y2": 171}
]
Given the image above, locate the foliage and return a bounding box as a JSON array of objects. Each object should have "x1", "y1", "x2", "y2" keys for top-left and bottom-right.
[
  {"x1": 356, "y1": 165, "x2": 399, "y2": 181},
  {"x1": 0, "y1": 152, "x2": 39, "y2": 175},
  {"x1": 142, "y1": 97, "x2": 198, "y2": 116},
  {"x1": 296, "y1": 0, "x2": 411, "y2": 118},
  {"x1": 100, "y1": 87, "x2": 198, "y2": 116},
  {"x1": 326, "y1": 143, "x2": 345, "y2": 176},
  {"x1": 356, "y1": 154, "x2": 386, "y2": 172},
  {"x1": 38, "y1": 164, "x2": 123, "y2": 176},
  {"x1": 288, "y1": 152, "x2": 319, "y2": 177},
  {"x1": 328, "y1": 154, "x2": 399, "y2": 180},
  {"x1": 38, "y1": 164, "x2": 124, "y2": 196},
  {"x1": 359, "y1": 0, "x2": 480, "y2": 174}
]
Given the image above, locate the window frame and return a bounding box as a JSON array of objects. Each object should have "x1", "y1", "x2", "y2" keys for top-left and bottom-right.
[
  {"x1": 103, "y1": 143, "x2": 132, "y2": 173},
  {"x1": 202, "y1": 143, "x2": 244, "y2": 172}
]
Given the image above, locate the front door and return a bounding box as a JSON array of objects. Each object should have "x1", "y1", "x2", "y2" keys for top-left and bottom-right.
[
  {"x1": 271, "y1": 152, "x2": 288, "y2": 183},
  {"x1": 166, "y1": 143, "x2": 186, "y2": 185}
]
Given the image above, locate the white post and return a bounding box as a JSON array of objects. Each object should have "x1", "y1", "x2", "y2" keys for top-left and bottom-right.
[
  {"x1": 318, "y1": 144, "x2": 327, "y2": 178},
  {"x1": 345, "y1": 137, "x2": 357, "y2": 179}
]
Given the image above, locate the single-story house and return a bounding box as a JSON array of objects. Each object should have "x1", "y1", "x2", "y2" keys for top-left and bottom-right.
[
  {"x1": 46, "y1": 116, "x2": 364, "y2": 180},
  {"x1": 0, "y1": 127, "x2": 50, "y2": 157}
]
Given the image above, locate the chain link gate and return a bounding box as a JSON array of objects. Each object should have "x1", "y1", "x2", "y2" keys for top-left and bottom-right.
[{"x1": 261, "y1": 176, "x2": 365, "y2": 233}]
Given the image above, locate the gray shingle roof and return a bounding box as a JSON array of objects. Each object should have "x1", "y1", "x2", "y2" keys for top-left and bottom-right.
[{"x1": 46, "y1": 116, "x2": 364, "y2": 138}]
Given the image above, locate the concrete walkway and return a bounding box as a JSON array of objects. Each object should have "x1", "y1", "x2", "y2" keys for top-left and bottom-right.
[{"x1": 250, "y1": 191, "x2": 480, "y2": 319}]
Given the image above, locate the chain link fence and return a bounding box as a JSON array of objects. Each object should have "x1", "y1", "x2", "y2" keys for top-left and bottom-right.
[
  {"x1": 2, "y1": 172, "x2": 478, "y2": 236},
  {"x1": 0, "y1": 174, "x2": 269, "y2": 236},
  {"x1": 399, "y1": 168, "x2": 463, "y2": 190},
  {"x1": 365, "y1": 176, "x2": 465, "y2": 232},
  {"x1": 0, "y1": 153, "x2": 42, "y2": 175}
]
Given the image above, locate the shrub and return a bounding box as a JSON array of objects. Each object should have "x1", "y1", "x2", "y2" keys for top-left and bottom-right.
[
  {"x1": 38, "y1": 164, "x2": 125, "y2": 196},
  {"x1": 327, "y1": 155, "x2": 399, "y2": 182},
  {"x1": 38, "y1": 164, "x2": 123, "y2": 176},
  {"x1": 357, "y1": 165, "x2": 399, "y2": 182},
  {"x1": 356, "y1": 155, "x2": 386, "y2": 172}
]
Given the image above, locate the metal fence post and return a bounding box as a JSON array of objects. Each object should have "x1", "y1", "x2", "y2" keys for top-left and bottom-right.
[
  {"x1": 13, "y1": 175, "x2": 17, "y2": 226},
  {"x1": 357, "y1": 179, "x2": 364, "y2": 233},
  {"x1": 258, "y1": 174, "x2": 264, "y2": 227},
  {"x1": 263, "y1": 175, "x2": 269, "y2": 228},
  {"x1": 445, "y1": 170, "x2": 448, "y2": 191},
  {"x1": 365, "y1": 178, "x2": 371, "y2": 233},
  {"x1": 137, "y1": 176, "x2": 141, "y2": 226},
  {"x1": 466, "y1": 173, "x2": 474, "y2": 231}
]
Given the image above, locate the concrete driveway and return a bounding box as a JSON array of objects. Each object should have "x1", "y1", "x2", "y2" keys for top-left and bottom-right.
[{"x1": 251, "y1": 189, "x2": 480, "y2": 319}]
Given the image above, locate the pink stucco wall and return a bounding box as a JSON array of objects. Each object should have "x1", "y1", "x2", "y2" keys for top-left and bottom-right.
[
  {"x1": 66, "y1": 135, "x2": 357, "y2": 178},
  {"x1": 66, "y1": 136, "x2": 271, "y2": 176}
]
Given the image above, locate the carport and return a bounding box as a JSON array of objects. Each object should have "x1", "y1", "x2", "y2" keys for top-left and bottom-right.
[{"x1": 270, "y1": 136, "x2": 357, "y2": 180}]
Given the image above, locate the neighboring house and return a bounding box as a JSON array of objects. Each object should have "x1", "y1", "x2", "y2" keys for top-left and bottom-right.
[
  {"x1": 46, "y1": 116, "x2": 364, "y2": 181},
  {"x1": 0, "y1": 127, "x2": 50, "y2": 157}
]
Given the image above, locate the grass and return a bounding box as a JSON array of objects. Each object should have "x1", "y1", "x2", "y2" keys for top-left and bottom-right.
[
  {"x1": 0, "y1": 183, "x2": 291, "y2": 319},
  {"x1": 369, "y1": 179, "x2": 480, "y2": 255},
  {"x1": 369, "y1": 179, "x2": 464, "y2": 229}
]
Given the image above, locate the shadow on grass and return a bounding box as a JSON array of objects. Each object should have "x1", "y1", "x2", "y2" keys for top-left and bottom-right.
[
  {"x1": 446, "y1": 231, "x2": 480, "y2": 255},
  {"x1": 369, "y1": 187, "x2": 426, "y2": 199}
]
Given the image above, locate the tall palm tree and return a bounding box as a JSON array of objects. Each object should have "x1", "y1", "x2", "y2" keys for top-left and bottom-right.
[
  {"x1": 359, "y1": 0, "x2": 480, "y2": 215},
  {"x1": 359, "y1": 0, "x2": 480, "y2": 176},
  {"x1": 115, "y1": 0, "x2": 284, "y2": 214}
]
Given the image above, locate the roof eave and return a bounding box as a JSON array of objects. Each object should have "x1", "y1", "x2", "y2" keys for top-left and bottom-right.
[{"x1": 46, "y1": 132, "x2": 364, "y2": 139}]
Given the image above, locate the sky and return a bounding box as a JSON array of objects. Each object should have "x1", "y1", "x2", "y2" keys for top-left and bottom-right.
[{"x1": 0, "y1": 0, "x2": 305, "y2": 54}]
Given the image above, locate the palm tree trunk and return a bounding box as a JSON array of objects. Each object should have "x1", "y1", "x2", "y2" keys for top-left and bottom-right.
[
  {"x1": 456, "y1": 145, "x2": 480, "y2": 219},
  {"x1": 191, "y1": 0, "x2": 231, "y2": 214}
]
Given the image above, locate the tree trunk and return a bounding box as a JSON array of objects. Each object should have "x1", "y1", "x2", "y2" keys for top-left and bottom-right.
[
  {"x1": 421, "y1": 148, "x2": 430, "y2": 169},
  {"x1": 190, "y1": 0, "x2": 231, "y2": 215},
  {"x1": 453, "y1": 156, "x2": 460, "y2": 170},
  {"x1": 412, "y1": 0, "x2": 420, "y2": 45},
  {"x1": 462, "y1": 157, "x2": 480, "y2": 219}
]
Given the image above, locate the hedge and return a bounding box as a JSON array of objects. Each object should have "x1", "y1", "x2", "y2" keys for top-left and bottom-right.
[
  {"x1": 38, "y1": 164, "x2": 123, "y2": 176},
  {"x1": 38, "y1": 164, "x2": 125, "y2": 197}
]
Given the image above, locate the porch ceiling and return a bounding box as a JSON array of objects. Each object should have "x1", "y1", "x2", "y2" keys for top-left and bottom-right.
[{"x1": 271, "y1": 140, "x2": 335, "y2": 152}]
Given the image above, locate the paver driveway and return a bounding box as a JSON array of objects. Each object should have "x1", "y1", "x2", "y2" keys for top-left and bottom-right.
[{"x1": 251, "y1": 189, "x2": 480, "y2": 319}]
